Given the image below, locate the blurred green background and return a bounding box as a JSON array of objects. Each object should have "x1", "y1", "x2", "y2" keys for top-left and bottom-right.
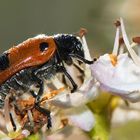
[
  {"x1": 0, "y1": 0, "x2": 140, "y2": 54},
  {"x1": 0, "y1": 0, "x2": 140, "y2": 139},
  {"x1": 0, "y1": 0, "x2": 136, "y2": 54}
]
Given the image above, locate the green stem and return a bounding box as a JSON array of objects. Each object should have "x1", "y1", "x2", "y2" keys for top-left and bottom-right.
[
  {"x1": 88, "y1": 112, "x2": 110, "y2": 140},
  {"x1": 87, "y1": 92, "x2": 114, "y2": 140}
]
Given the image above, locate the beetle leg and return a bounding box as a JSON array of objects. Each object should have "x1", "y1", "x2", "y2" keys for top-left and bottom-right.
[
  {"x1": 57, "y1": 66, "x2": 77, "y2": 93},
  {"x1": 9, "y1": 112, "x2": 16, "y2": 131},
  {"x1": 34, "y1": 103, "x2": 52, "y2": 129},
  {"x1": 55, "y1": 53, "x2": 77, "y2": 92},
  {"x1": 30, "y1": 90, "x2": 37, "y2": 98},
  {"x1": 31, "y1": 72, "x2": 44, "y2": 102}
]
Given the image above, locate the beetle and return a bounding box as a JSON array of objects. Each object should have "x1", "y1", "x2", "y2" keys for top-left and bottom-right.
[{"x1": 0, "y1": 34, "x2": 94, "y2": 129}]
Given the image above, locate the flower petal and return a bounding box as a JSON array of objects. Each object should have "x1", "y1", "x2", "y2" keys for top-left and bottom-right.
[
  {"x1": 64, "y1": 106, "x2": 95, "y2": 131},
  {"x1": 49, "y1": 77, "x2": 98, "y2": 108},
  {"x1": 91, "y1": 53, "x2": 140, "y2": 102}
]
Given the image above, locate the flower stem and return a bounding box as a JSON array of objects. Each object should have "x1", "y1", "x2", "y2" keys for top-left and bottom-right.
[
  {"x1": 87, "y1": 92, "x2": 119, "y2": 140},
  {"x1": 88, "y1": 112, "x2": 110, "y2": 140}
]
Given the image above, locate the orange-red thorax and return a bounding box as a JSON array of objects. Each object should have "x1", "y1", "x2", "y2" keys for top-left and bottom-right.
[{"x1": 0, "y1": 36, "x2": 57, "y2": 84}]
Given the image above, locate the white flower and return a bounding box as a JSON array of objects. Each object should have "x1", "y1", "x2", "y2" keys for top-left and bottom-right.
[
  {"x1": 91, "y1": 18, "x2": 140, "y2": 102},
  {"x1": 50, "y1": 105, "x2": 95, "y2": 132}
]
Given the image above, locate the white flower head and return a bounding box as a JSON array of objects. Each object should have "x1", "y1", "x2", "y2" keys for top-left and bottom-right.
[{"x1": 91, "y1": 18, "x2": 140, "y2": 102}]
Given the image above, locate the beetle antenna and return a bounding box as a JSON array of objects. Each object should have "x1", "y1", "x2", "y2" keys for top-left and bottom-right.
[{"x1": 69, "y1": 54, "x2": 96, "y2": 64}]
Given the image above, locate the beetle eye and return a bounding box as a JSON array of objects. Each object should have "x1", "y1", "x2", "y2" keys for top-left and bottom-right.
[{"x1": 39, "y1": 42, "x2": 49, "y2": 52}]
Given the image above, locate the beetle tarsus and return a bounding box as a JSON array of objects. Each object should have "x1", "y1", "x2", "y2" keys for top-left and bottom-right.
[
  {"x1": 10, "y1": 112, "x2": 17, "y2": 131},
  {"x1": 71, "y1": 84, "x2": 78, "y2": 93},
  {"x1": 47, "y1": 115, "x2": 52, "y2": 129},
  {"x1": 34, "y1": 103, "x2": 52, "y2": 129}
]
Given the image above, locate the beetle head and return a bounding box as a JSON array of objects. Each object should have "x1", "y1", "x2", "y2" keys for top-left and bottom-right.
[{"x1": 54, "y1": 34, "x2": 84, "y2": 65}]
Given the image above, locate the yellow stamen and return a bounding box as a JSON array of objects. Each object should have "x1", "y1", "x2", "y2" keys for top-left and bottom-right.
[
  {"x1": 16, "y1": 87, "x2": 65, "y2": 108},
  {"x1": 61, "y1": 118, "x2": 69, "y2": 127},
  {"x1": 41, "y1": 87, "x2": 65, "y2": 104},
  {"x1": 109, "y1": 54, "x2": 117, "y2": 66}
]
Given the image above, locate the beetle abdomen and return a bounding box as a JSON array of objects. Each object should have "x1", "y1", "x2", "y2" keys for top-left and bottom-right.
[
  {"x1": 0, "y1": 57, "x2": 57, "y2": 109},
  {"x1": 0, "y1": 68, "x2": 35, "y2": 108}
]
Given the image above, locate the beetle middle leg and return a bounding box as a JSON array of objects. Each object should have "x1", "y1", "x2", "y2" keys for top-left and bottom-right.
[
  {"x1": 56, "y1": 65, "x2": 77, "y2": 93},
  {"x1": 31, "y1": 71, "x2": 44, "y2": 102},
  {"x1": 31, "y1": 70, "x2": 52, "y2": 129}
]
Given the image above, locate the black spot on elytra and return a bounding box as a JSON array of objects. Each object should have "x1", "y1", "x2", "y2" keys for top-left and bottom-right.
[{"x1": 39, "y1": 42, "x2": 49, "y2": 52}]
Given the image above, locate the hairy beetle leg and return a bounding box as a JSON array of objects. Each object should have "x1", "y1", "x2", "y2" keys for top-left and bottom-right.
[
  {"x1": 34, "y1": 103, "x2": 52, "y2": 129},
  {"x1": 57, "y1": 66, "x2": 78, "y2": 93},
  {"x1": 31, "y1": 71, "x2": 44, "y2": 102},
  {"x1": 10, "y1": 112, "x2": 16, "y2": 131}
]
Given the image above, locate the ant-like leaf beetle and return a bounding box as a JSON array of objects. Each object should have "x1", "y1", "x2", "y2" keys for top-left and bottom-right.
[{"x1": 0, "y1": 34, "x2": 94, "y2": 129}]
